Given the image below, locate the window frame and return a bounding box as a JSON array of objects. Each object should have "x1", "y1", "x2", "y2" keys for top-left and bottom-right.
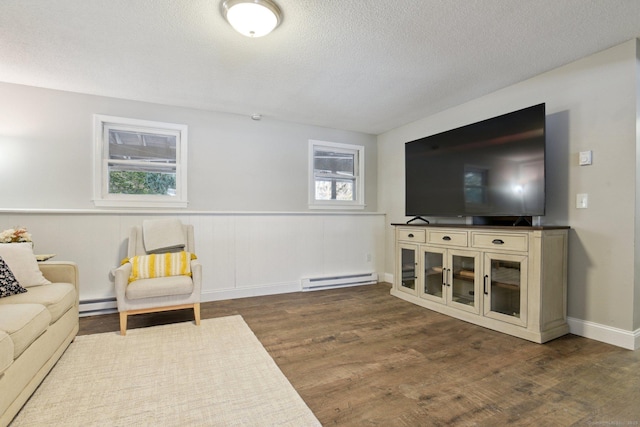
[
  {"x1": 308, "y1": 139, "x2": 365, "y2": 210},
  {"x1": 464, "y1": 165, "x2": 489, "y2": 209},
  {"x1": 93, "y1": 114, "x2": 188, "y2": 208}
]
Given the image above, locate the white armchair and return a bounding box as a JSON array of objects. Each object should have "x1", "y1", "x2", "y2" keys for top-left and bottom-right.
[{"x1": 114, "y1": 221, "x2": 201, "y2": 335}]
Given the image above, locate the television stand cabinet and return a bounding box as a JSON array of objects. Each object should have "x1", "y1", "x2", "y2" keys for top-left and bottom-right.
[{"x1": 391, "y1": 224, "x2": 569, "y2": 343}]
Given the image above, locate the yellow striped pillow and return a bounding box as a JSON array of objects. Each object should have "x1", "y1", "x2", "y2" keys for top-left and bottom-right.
[{"x1": 127, "y1": 251, "x2": 197, "y2": 282}]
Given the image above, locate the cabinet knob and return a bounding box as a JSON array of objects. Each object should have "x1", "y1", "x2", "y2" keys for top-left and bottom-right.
[{"x1": 492, "y1": 239, "x2": 505, "y2": 245}]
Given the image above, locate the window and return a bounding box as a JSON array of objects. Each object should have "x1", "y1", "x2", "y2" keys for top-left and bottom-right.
[
  {"x1": 464, "y1": 166, "x2": 488, "y2": 207},
  {"x1": 93, "y1": 115, "x2": 188, "y2": 208},
  {"x1": 309, "y1": 140, "x2": 364, "y2": 209}
]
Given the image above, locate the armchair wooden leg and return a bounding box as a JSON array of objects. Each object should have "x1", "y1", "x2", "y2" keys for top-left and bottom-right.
[
  {"x1": 194, "y1": 303, "x2": 201, "y2": 326},
  {"x1": 119, "y1": 312, "x2": 128, "y2": 336}
]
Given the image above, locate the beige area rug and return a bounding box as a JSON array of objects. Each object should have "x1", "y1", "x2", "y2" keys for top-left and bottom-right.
[{"x1": 11, "y1": 316, "x2": 321, "y2": 426}]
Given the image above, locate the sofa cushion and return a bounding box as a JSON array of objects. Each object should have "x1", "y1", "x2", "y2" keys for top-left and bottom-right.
[
  {"x1": 0, "y1": 256, "x2": 27, "y2": 298},
  {"x1": 0, "y1": 330, "x2": 13, "y2": 374},
  {"x1": 0, "y1": 283, "x2": 75, "y2": 323},
  {"x1": 126, "y1": 275, "x2": 194, "y2": 300},
  {"x1": 0, "y1": 304, "x2": 50, "y2": 358},
  {"x1": 0, "y1": 243, "x2": 51, "y2": 287}
]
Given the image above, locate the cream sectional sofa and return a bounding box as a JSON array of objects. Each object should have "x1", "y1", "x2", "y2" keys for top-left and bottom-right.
[{"x1": 0, "y1": 261, "x2": 79, "y2": 427}]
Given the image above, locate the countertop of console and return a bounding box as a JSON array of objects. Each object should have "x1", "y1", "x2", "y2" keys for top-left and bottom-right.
[{"x1": 391, "y1": 223, "x2": 570, "y2": 231}]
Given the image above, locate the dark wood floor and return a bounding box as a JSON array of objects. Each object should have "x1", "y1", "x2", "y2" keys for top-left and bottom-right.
[{"x1": 79, "y1": 283, "x2": 640, "y2": 426}]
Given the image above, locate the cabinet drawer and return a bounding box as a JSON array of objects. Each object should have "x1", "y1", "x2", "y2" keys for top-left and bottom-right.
[
  {"x1": 427, "y1": 230, "x2": 468, "y2": 247},
  {"x1": 397, "y1": 228, "x2": 426, "y2": 243},
  {"x1": 471, "y1": 232, "x2": 528, "y2": 251}
]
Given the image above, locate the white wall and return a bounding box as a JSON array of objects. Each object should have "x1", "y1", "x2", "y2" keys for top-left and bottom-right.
[
  {"x1": 0, "y1": 82, "x2": 378, "y2": 212},
  {"x1": 379, "y1": 39, "x2": 640, "y2": 348},
  {"x1": 0, "y1": 82, "x2": 385, "y2": 309}
]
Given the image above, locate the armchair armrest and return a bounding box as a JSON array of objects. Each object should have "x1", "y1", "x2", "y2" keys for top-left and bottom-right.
[
  {"x1": 191, "y1": 259, "x2": 202, "y2": 297},
  {"x1": 113, "y1": 263, "x2": 132, "y2": 311}
]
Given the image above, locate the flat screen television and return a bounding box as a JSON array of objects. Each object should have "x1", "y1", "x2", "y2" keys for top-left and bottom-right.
[{"x1": 405, "y1": 103, "x2": 546, "y2": 223}]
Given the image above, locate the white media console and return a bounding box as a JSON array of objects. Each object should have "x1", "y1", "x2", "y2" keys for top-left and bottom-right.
[{"x1": 391, "y1": 224, "x2": 569, "y2": 343}]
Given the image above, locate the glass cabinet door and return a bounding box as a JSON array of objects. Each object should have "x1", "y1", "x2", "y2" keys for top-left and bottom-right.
[
  {"x1": 448, "y1": 251, "x2": 480, "y2": 314},
  {"x1": 421, "y1": 249, "x2": 445, "y2": 303},
  {"x1": 420, "y1": 248, "x2": 479, "y2": 311},
  {"x1": 483, "y1": 253, "x2": 527, "y2": 326},
  {"x1": 398, "y1": 244, "x2": 418, "y2": 295}
]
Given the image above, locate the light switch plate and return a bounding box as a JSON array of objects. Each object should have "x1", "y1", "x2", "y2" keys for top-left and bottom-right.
[
  {"x1": 579, "y1": 150, "x2": 592, "y2": 166},
  {"x1": 576, "y1": 193, "x2": 588, "y2": 209}
]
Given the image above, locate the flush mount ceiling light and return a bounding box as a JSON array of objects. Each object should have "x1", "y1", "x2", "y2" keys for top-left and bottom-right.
[{"x1": 221, "y1": 0, "x2": 282, "y2": 38}]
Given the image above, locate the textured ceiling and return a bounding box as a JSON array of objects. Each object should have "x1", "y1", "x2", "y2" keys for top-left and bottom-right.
[{"x1": 1, "y1": 0, "x2": 640, "y2": 135}]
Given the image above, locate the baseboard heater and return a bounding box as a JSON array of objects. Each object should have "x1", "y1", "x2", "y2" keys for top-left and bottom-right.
[
  {"x1": 301, "y1": 272, "x2": 378, "y2": 291},
  {"x1": 79, "y1": 297, "x2": 117, "y2": 316}
]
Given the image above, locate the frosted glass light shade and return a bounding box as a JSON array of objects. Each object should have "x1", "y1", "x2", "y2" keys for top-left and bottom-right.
[{"x1": 222, "y1": 0, "x2": 282, "y2": 38}]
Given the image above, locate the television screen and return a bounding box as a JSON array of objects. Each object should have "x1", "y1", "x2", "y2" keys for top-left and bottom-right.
[{"x1": 405, "y1": 103, "x2": 546, "y2": 219}]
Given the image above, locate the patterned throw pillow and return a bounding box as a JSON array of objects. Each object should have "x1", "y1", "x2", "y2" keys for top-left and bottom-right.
[
  {"x1": 0, "y1": 255, "x2": 28, "y2": 298},
  {"x1": 127, "y1": 251, "x2": 196, "y2": 282}
]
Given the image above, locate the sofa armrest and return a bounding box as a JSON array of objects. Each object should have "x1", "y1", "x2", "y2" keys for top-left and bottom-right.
[
  {"x1": 38, "y1": 261, "x2": 79, "y2": 305},
  {"x1": 39, "y1": 261, "x2": 78, "y2": 286}
]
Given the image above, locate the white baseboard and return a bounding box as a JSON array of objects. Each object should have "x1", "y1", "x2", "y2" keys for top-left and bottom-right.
[
  {"x1": 384, "y1": 272, "x2": 638, "y2": 350},
  {"x1": 380, "y1": 281, "x2": 638, "y2": 350},
  {"x1": 78, "y1": 283, "x2": 302, "y2": 317},
  {"x1": 567, "y1": 317, "x2": 640, "y2": 350},
  {"x1": 201, "y1": 281, "x2": 302, "y2": 302},
  {"x1": 202, "y1": 277, "x2": 383, "y2": 300},
  {"x1": 79, "y1": 278, "x2": 382, "y2": 317}
]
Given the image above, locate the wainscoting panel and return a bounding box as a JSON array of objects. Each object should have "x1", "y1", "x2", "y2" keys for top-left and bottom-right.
[
  {"x1": 235, "y1": 215, "x2": 302, "y2": 289},
  {"x1": 0, "y1": 211, "x2": 385, "y2": 313},
  {"x1": 189, "y1": 214, "x2": 237, "y2": 291}
]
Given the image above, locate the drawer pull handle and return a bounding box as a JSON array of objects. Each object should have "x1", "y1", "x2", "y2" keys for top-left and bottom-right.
[
  {"x1": 484, "y1": 275, "x2": 489, "y2": 295},
  {"x1": 442, "y1": 236, "x2": 451, "y2": 241},
  {"x1": 492, "y1": 239, "x2": 505, "y2": 245},
  {"x1": 408, "y1": 233, "x2": 414, "y2": 238}
]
